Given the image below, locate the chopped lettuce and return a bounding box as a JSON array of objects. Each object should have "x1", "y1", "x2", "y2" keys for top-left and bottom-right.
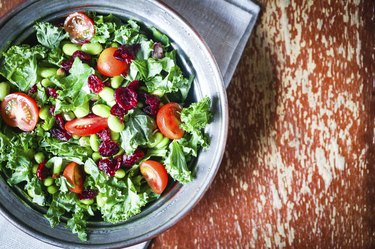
[
  {"x1": 164, "y1": 140, "x2": 192, "y2": 184},
  {"x1": 34, "y1": 22, "x2": 68, "y2": 49}
]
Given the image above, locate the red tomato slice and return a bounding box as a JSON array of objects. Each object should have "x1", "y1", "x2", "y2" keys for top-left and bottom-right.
[
  {"x1": 0, "y1": 92, "x2": 39, "y2": 131},
  {"x1": 156, "y1": 102, "x2": 184, "y2": 139},
  {"x1": 63, "y1": 162, "x2": 84, "y2": 194},
  {"x1": 97, "y1": 47, "x2": 129, "y2": 77},
  {"x1": 64, "y1": 12, "x2": 95, "y2": 44},
  {"x1": 140, "y1": 160, "x2": 168, "y2": 194},
  {"x1": 65, "y1": 115, "x2": 108, "y2": 136}
]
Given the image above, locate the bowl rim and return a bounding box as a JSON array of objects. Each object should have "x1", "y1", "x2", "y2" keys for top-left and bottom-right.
[{"x1": 0, "y1": 0, "x2": 228, "y2": 247}]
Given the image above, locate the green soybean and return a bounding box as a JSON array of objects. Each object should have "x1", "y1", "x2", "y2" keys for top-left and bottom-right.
[
  {"x1": 79, "y1": 136, "x2": 91, "y2": 147},
  {"x1": 43, "y1": 177, "x2": 54, "y2": 187},
  {"x1": 39, "y1": 67, "x2": 58, "y2": 78},
  {"x1": 108, "y1": 115, "x2": 125, "y2": 132},
  {"x1": 115, "y1": 169, "x2": 125, "y2": 179},
  {"x1": 32, "y1": 164, "x2": 38, "y2": 174},
  {"x1": 39, "y1": 106, "x2": 51, "y2": 120},
  {"x1": 111, "y1": 42, "x2": 119, "y2": 48},
  {"x1": 81, "y1": 43, "x2": 103, "y2": 55},
  {"x1": 34, "y1": 152, "x2": 45, "y2": 164},
  {"x1": 99, "y1": 87, "x2": 115, "y2": 104},
  {"x1": 62, "y1": 43, "x2": 81, "y2": 56},
  {"x1": 151, "y1": 89, "x2": 164, "y2": 97},
  {"x1": 63, "y1": 111, "x2": 75, "y2": 121},
  {"x1": 41, "y1": 79, "x2": 54, "y2": 88},
  {"x1": 53, "y1": 157, "x2": 63, "y2": 175},
  {"x1": 108, "y1": 100, "x2": 116, "y2": 107},
  {"x1": 80, "y1": 199, "x2": 94, "y2": 205},
  {"x1": 73, "y1": 102, "x2": 90, "y2": 118},
  {"x1": 110, "y1": 76, "x2": 123, "y2": 89},
  {"x1": 41, "y1": 117, "x2": 55, "y2": 131},
  {"x1": 92, "y1": 104, "x2": 111, "y2": 118},
  {"x1": 148, "y1": 132, "x2": 164, "y2": 148},
  {"x1": 92, "y1": 152, "x2": 102, "y2": 161},
  {"x1": 90, "y1": 134, "x2": 100, "y2": 152},
  {"x1": 56, "y1": 68, "x2": 66, "y2": 77},
  {"x1": 47, "y1": 185, "x2": 58, "y2": 195},
  {"x1": 111, "y1": 131, "x2": 120, "y2": 141},
  {"x1": 0, "y1": 82, "x2": 10, "y2": 101},
  {"x1": 155, "y1": 136, "x2": 170, "y2": 149}
]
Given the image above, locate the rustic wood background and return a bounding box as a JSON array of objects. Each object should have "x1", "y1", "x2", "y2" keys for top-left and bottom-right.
[{"x1": 1, "y1": 0, "x2": 374, "y2": 248}]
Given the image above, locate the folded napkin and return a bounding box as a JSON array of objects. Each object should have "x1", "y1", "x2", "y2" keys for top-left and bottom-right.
[{"x1": 0, "y1": 0, "x2": 259, "y2": 248}]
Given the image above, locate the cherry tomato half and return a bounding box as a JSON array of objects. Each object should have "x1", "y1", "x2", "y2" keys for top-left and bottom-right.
[
  {"x1": 140, "y1": 160, "x2": 168, "y2": 194},
  {"x1": 156, "y1": 102, "x2": 184, "y2": 139},
  {"x1": 64, "y1": 12, "x2": 95, "y2": 44},
  {"x1": 65, "y1": 115, "x2": 108, "y2": 136},
  {"x1": 63, "y1": 162, "x2": 84, "y2": 194},
  {"x1": 97, "y1": 47, "x2": 129, "y2": 77},
  {"x1": 0, "y1": 93, "x2": 39, "y2": 131}
]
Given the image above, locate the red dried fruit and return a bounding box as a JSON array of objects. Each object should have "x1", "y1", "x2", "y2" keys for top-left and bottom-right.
[
  {"x1": 28, "y1": 85, "x2": 37, "y2": 94},
  {"x1": 110, "y1": 104, "x2": 127, "y2": 118},
  {"x1": 114, "y1": 44, "x2": 140, "y2": 64},
  {"x1": 141, "y1": 93, "x2": 160, "y2": 116},
  {"x1": 55, "y1": 114, "x2": 65, "y2": 130},
  {"x1": 72, "y1": 51, "x2": 91, "y2": 62},
  {"x1": 97, "y1": 128, "x2": 112, "y2": 141},
  {"x1": 123, "y1": 149, "x2": 145, "y2": 168},
  {"x1": 127, "y1": 80, "x2": 139, "y2": 91},
  {"x1": 61, "y1": 58, "x2": 73, "y2": 73},
  {"x1": 98, "y1": 158, "x2": 121, "y2": 176},
  {"x1": 88, "y1": 74, "x2": 105, "y2": 93},
  {"x1": 152, "y1": 42, "x2": 164, "y2": 59},
  {"x1": 47, "y1": 88, "x2": 58, "y2": 98},
  {"x1": 114, "y1": 87, "x2": 137, "y2": 111},
  {"x1": 36, "y1": 161, "x2": 50, "y2": 180},
  {"x1": 51, "y1": 128, "x2": 72, "y2": 141},
  {"x1": 78, "y1": 189, "x2": 97, "y2": 200},
  {"x1": 98, "y1": 140, "x2": 120, "y2": 157},
  {"x1": 114, "y1": 155, "x2": 123, "y2": 170}
]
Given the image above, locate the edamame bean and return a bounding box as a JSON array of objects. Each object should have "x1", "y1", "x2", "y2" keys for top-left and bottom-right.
[
  {"x1": 81, "y1": 43, "x2": 103, "y2": 55},
  {"x1": 108, "y1": 115, "x2": 125, "y2": 132},
  {"x1": 53, "y1": 157, "x2": 63, "y2": 175},
  {"x1": 0, "y1": 82, "x2": 10, "y2": 101},
  {"x1": 92, "y1": 104, "x2": 111, "y2": 118},
  {"x1": 32, "y1": 164, "x2": 38, "y2": 174},
  {"x1": 47, "y1": 185, "x2": 58, "y2": 195},
  {"x1": 73, "y1": 102, "x2": 90, "y2": 118},
  {"x1": 73, "y1": 135, "x2": 80, "y2": 140},
  {"x1": 42, "y1": 117, "x2": 55, "y2": 131},
  {"x1": 108, "y1": 100, "x2": 116, "y2": 107},
  {"x1": 111, "y1": 131, "x2": 120, "y2": 141},
  {"x1": 80, "y1": 199, "x2": 94, "y2": 205},
  {"x1": 79, "y1": 136, "x2": 91, "y2": 147},
  {"x1": 63, "y1": 111, "x2": 75, "y2": 121},
  {"x1": 98, "y1": 87, "x2": 115, "y2": 104},
  {"x1": 34, "y1": 152, "x2": 45, "y2": 164},
  {"x1": 155, "y1": 136, "x2": 170, "y2": 149},
  {"x1": 111, "y1": 42, "x2": 119, "y2": 48},
  {"x1": 115, "y1": 169, "x2": 125, "y2": 179},
  {"x1": 56, "y1": 68, "x2": 66, "y2": 77},
  {"x1": 39, "y1": 67, "x2": 58, "y2": 78},
  {"x1": 39, "y1": 106, "x2": 51, "y2": 120},
  {"x1": 62, "y1": 43, "x2": 81, "y2": 56},
  {"x1": 110, "y1": 76, "x2": 123, "y2": 89},
  {"x1": 92, "y1": 152, "x2": 102, "y2": 161},
  {"x1": 147, "y1": 132, "x2": 163, "y2": 148},
  {"x1": 43, "y1": 177, "x2": 54, "y2": 187},
  {"x1": 90, "y1": 134, "x2": 100, "y2": 152},
  {"x1": 41, "y1": 79, "x2": 54, "y2": 88},
  {"x1": 152, "y1": 89, "x2": 164, "y2": 97}
]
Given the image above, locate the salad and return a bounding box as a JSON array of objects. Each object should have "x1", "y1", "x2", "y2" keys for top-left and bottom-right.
[{"x1": 0, "y1": 12, "x2": 211, "y2": 240}]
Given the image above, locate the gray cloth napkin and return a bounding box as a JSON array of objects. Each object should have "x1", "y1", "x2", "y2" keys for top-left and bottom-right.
[{"x1": 0, "y1": 0, "x2": 259, "y2": 248}]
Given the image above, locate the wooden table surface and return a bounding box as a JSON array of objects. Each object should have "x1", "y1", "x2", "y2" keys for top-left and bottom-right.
[{"x1": 1, "y1": 0, "x2": 374, "y2": 248}]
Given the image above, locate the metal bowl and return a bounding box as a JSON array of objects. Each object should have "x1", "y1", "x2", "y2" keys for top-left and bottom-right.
[{"x1": 0, "y1": 0, "x2": 228, "y2": 247}]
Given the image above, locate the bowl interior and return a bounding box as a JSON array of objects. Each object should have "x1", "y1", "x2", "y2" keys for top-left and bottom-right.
[{"x1": 0, "y1": 0, "x2": 227, "y2": 248}]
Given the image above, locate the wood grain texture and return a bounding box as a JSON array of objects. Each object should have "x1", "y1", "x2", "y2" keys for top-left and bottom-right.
[{"x1": 1, "y1": 1, "x2": 374, "y2": 248}]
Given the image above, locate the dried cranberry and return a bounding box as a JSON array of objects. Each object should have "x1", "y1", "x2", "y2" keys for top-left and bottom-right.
[
  {"x1": 61, "y1": 58, "x2": 73, "y2": 73},
  {"x1": 98, "y1": 158, "x2": 120, "y2": 176},
  {"x1": 114, "y1": 87, "x2": 137, "y2": 110},
  {"x1": 47, "y1": 88, "x2": 58, "y2": 98},
  {"x1": 55, "y1": 114, "x2": 65, "y2": 129},
  {"x1": 51, "y1": 128, "x2": 72, "y2": 141},
  {"x1": 72, "y1": 51, "x2": 91, "y2": 62},
  {"x1": 123, "y1": 149, "x2": 145, "y2": 168},
  {"x1": 28, "y1": 85, "x2": 37, "y2": 94},
  {"x1": 36, "y1": 161, "x2": 50, "y2": 180},
  {"x1": 152, "y1": 42, "x2": 164, "y2": 59},
  {"x1": 98, "y1": 140, "x2": 119, "y2": 157},
  {"x1": 88, "y1": 74, "x2": 105, "y2": 93},
  {"x1": 141, "y1": 93, "x2": 160, "y2": 116},
  {"x1": 114, "y1": 155, "x2": 123, "y2": 170},
  {"x1": 110, "y1": 104, "x2": 127, "y2": 118},
  {"x1": 127, "y1": 80, "x2": 139, "y2": 91},
  {"x1": 78, "y1": 189, "x2": 97, "y2": 200},
  {"x1": 114, "y1": 44, "x2": 140, "y2": 64},
  {"x1": 97, "y1": 128, "x2": 112, "y2": 141}
]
